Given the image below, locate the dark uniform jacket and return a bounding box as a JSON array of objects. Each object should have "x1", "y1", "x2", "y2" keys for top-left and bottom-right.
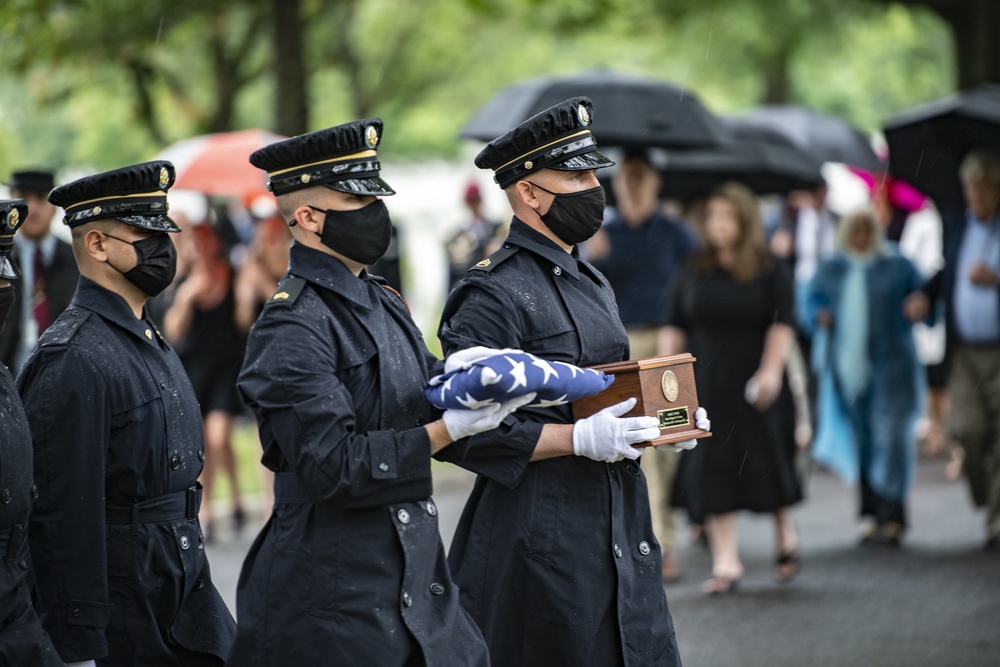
[
  {"x1": 17, "y1": 277, "x2": 236, "y2": 665},
  {"x1": 229, "y1": 243, "x2": 489, "y2": 667},
  {"x1": 0, "y1": 239, "x2": 78, "y2": 370},
  {"x1": 438, "y1": 219, "x2": 681, "y2": 667},
  {"x1": 0, "y1": 365, "x2": 60, "y2": 666}
]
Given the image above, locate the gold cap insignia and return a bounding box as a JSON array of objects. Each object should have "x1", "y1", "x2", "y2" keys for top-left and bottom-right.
[
  {"x1": 300, "y1": 173, "x2": 312, "y2": 184},
  {"x1": 365, "y1": 125, "x2": 379, "y2": 148},
  {"x1": 577, "y1": 104, "x2": 590, "y2": 126},
  {"x1": 144, "y1": 328, "x2": 153, "y2": 340},
  {"x1": 159, "y1": 167, "x2": 170, "y2": 188},
  {"x1": 272, "y1": 291, "x2": 290, "y2": 300},
  {"x1": 92, "y1": 206, "x2": 102, "y2": 216},
  {"x1": 475, "y1": 258, "x2": 491, "y2": 267},
  {"x1": 8, "y1": 208, "x2": 19, "y2": 229},
  {"x1": 524, "y1": 160, "x2": 533, "y2": 170}
]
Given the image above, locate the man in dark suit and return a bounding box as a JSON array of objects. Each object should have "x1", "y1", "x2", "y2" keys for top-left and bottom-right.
[
  {"x1": 906, "y1": 148, "x2": 1000, "y2": 551},
  {"x1": 0, "y1": 171, "x2": 79, "y2": 371}
]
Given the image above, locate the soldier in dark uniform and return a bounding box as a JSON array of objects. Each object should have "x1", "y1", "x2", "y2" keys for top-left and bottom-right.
[
  {"x1": 16, "y1": 162, "x2": 236, "y2": 666},
  {"x1": 0, "y1": 199, "x2": 61, "y2": 666},
  {"x1": 230, "y1": 120, "x2": 531, "y2": 667},
  {"x1": 437, "y1": 98, "x2": 709, "y2": 667}
]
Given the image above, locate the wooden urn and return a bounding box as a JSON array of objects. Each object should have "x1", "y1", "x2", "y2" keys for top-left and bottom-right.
[{"x1": 571, "y1": 353, "x2": 710, "y2": 448}]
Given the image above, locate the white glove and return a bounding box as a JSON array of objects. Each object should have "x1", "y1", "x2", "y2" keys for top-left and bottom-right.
[
  {"x1": 442, "y1": 393, "x2": 536, "y2": 440},
  {"x1": 66, "y1": 662, "x2": 98, "y2": 667},
  {"x1": 671, "y1": 407, "x2": 710, "y2": 451},
  {"x1": 572, "y1": 397, "x2": 660, "y2": 463},
  {"x1": 444, "y1": 345, "x2": 524, "y2": 374}
]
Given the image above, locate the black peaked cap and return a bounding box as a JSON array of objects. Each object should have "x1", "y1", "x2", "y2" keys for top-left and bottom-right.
[
  {"x1": 9, "y1": 170, "x2": 55, "y2": 194},
  {"x1": 475, "y1": 96, "x2": 614, "y2": 188},
  {"x1": 48, "y1": 160, "x2": 179, "y2": 232},
  {"x1": 249, "y1": 119, "x2": 395, "y2": 197},
  {"x1": 0, "y1": 198, "x2": 29, "y2": 280}
]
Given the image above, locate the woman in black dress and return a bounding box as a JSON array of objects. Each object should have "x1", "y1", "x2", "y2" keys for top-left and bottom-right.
[
  {"x1": 660, "y1": 182, "x2": 802, "y2": 594},
  {"x1": 163, "y1": 222, "x2": 247, "y2": 540}
]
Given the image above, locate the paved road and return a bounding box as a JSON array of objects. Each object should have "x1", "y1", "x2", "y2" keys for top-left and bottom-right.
[{"x1": 207, "y1": 456, "x2": 1000, "y2": 666}]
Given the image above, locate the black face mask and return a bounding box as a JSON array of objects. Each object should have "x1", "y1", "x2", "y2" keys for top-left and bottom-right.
[
  {"x1": 0, "y1": 285, "x2": 14, "y2": 335},
  {"x1": 529, "y1": 182, "x2": 607, "y2": 246},
  {"x1": 105, "y1": 232, "x2": 178, "y2": 297},
  {"x1": 310, "y1": 199, "x2": 392, "y2": 266}
]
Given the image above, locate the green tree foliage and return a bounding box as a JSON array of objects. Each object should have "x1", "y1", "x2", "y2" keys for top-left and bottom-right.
[{"x1": 0, "y1": 0, "x2": 958, "y2": 176}]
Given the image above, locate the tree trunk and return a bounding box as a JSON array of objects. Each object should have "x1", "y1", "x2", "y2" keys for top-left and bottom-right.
[
  {"x1": 889, "y1": 0, "x2": 1000, "y2": 88},
  {"x1": 761, "y1": 46, "x2": 792, "y2": 105},
  {"x1": 271, "y1": 0, "x2": 309, "y2": 136},
  {"x1": 127, "y1": 58, "x2": 167, "y2": 146},
  {"x1": 938, "y1": 0, "x2": 1000, "y2": 88}
]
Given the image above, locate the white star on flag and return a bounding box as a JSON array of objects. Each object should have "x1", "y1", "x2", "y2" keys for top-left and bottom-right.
[
  {"x1": 554, "y1": 361, "x2": 580, "y2": 378},
  {"x1": 506, "y1": 356, "x2": 528, "y2": 392},
  {"x1": 438, "y1": 375, "x2": 455, "y2": 403},
  {"x1": 531, "y1": 358, "x2": 559, "y2": 384},
  {"x1": 480, "y1": 367, "x2": 503, "y2": 386},
  {"x1": 533, "y1": 395, "x2": 568, "y2": 407},
  {"x1": 455, "y1": 393, "x2": 496, "y2": 409}
]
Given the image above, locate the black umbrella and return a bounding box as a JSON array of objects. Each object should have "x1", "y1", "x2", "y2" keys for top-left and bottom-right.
[
  {"x1": 656, "y1": 118, "x2": 825, "y2": 202},
  {"x1": 460, "y1": 69, "x2": 727, "y2": 149},
  {"x1": 884, "y1": 85, "x2": 1000, "y2": 209},
  {"x1": 736, "y1": 105, "x2": 883, "y2": 172}
]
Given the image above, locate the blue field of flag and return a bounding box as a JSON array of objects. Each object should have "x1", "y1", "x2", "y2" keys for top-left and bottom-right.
[{"x1": 426, "y1": 351, "x2": 614, "y2": 409}]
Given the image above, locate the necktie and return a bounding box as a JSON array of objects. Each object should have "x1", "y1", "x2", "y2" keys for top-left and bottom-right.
[{"x1": 32, "y1": 244, "x2": 51, "y2": 332}]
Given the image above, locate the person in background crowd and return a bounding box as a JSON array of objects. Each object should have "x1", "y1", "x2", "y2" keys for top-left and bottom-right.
[
  {"x1": 864, "y1": 174, "x2": 951, "y2": 461},
  {"x1": 808, "y1": 208, "x2": 926, "y2": 546},
  {"x1": 661, "y1": 181, "x2": 801, "y2": 594},
  {"x1": 793, "y1": 182, "x2": 838, "y2": 291},
  {"x1": 234, "y1": 213, "x2": 292, "y2": 335},
  {"x1": 162, "y1": 218, "x2": 247, "y2": 542},
  {"x1": 0, "y1": 171, "x2": 78, "y2": 372},
  {"x1": 0, "y1": 198, "x2": 61, "y2": 666},
  {"x1": 905, "y1": 148, "x2": 1000, "y2": 552},
  {"x1": 588, "y1": 150, "x2": 698, "y2": 582},
  {"x1": 445, "y1": 181, "x2": 503, "y2": 289},
  {"x1": 18, "y1": 161, "x2": 235, "y2": 666}
]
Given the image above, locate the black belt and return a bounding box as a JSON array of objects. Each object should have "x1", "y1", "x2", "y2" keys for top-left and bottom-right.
[
  {"x1": 273, "y1": 472, "x2": 314, "y2": 504},
  {"x1": 106, "y1": 485, "x2": 201, "y2": 536}
]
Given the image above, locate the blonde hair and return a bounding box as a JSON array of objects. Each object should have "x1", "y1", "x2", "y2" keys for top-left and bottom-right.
[
  {"x1": 694, "y1": 181, "x2": 772, "y2": 282},
  {"x1": 836, "y1": 206, "x2": 885, "y2": 256}
]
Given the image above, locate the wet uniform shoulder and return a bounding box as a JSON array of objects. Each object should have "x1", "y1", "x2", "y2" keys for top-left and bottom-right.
[
  {"x1": 36, "y1": 306, "x2": 92, "y2": 349},
  {"x1": 468, "y1": 245, "x2": 519, "y2": 273},
  {"x1": 265, "y1": 276, "x2": 307, "y2": 308}
]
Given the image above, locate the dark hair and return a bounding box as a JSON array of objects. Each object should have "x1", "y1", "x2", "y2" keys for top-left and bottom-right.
[{"x1": 693, "y1": 181, "x2": 772, "y2": 282}]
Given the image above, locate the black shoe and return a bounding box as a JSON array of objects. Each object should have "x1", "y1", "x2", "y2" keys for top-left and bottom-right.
[
  {"x1": 882, "y1": 522, "x2": 905, "y2": 549},
  {"x1": 775, "y1": 551, "x2": 801, "y2": 583},
  {"x1": 985, "y1": 535, "x2": 1000, "y2": 552},
  {"x1": 231, "y1": 506, "x2": 246, "y2": 535}
]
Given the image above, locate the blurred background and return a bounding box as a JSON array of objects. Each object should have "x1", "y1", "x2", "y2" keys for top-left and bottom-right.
[{"x1": 0, "y1": 0, "x2": 974, "y2": 322}]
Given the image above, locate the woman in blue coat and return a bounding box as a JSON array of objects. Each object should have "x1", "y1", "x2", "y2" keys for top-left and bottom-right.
[{"x1": 808, "y1": 208, "x2": 926, "y2": 546}]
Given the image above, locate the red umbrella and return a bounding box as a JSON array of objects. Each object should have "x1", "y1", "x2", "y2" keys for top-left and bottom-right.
[{"x1": 154, "y1": 129, "x2": 286, "y2": 199}]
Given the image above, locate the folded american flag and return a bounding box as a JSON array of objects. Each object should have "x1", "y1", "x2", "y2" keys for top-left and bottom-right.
[{"x1": 426, "y1": 351, "x2": 614, "y2": 409}]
